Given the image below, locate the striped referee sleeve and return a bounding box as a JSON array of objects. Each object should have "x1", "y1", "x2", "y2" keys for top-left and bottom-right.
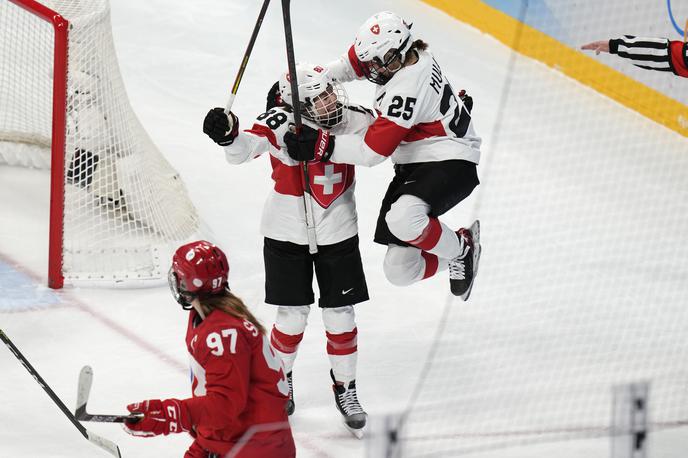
[{"x1": 609, "y1": 35, "x2": 688, "y2": 77}]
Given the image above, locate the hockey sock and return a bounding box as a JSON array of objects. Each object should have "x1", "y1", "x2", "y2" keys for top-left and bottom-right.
[
  {"x1": 409, "y1": 218, "x2": 463, "y2": 260},
  {"x1": 386, "y1": 194, "x2": 463, "y2": 259},
  {"x1": 421, "y1": 251, "x2": 439, "y2": 279},
  {"x1": 271, "y1": 305, "x2": 310, "y2": 373},
  {"x1": 270, "y1": 327, "x2": 304, "y2": 374},
  {"x1": 323, "y1": 307, "x2": 358, "y2": 384},
  {"x1": 383, "y1": 245, "x2": 449, "y2": 285}
]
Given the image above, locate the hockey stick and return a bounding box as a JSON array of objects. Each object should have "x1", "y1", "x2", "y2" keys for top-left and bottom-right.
[
  {"x1": 281, "y1": 0, "x2": 319, "y2": 254},
  {"x1": 76, "y1": 366, "x2": 143, "y2": 423},
  {"x1": 280, "y1": 0, "x2": 303, "y2": 131},
  {"x1": 225, "y1": 0, "x2": 272, "y2": 113},
  {"x1": 0, "y1": 329, "x2": 122, "y2": 458}
]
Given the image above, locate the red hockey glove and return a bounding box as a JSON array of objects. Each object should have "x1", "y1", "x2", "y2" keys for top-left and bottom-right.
[
  {"x1": 122, "y1": 399, "x2": 191, "y2": 437},
  {"x1": 283, "y1": 124, "x2": 335, "y2": 162}
]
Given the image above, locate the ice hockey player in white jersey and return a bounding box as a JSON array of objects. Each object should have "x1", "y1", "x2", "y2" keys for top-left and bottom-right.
[
  {"x1": 202, "y1": 64, "x2": 370, "y2": 437},
  {"x1": 317, "y1": 11, "x2": 482, "y2": 300}
]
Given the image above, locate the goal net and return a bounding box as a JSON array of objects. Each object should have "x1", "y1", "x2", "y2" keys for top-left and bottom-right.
[
  {"x1": 0, "y1": 0, "x2": 201, "y2": 287},
  {"x1": 388, "y1": 1, "x2": 688, "y2": 457}
]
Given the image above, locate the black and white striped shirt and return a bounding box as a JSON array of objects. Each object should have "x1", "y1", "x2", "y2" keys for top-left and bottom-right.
[{"x1": 609, "y1": 35, "x2": 688, "y2": 78}]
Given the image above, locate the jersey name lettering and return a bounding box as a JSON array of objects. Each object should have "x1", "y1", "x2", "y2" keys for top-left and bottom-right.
[{"x1": 429, "y1": 59, "x2": 443, "y2": 95}]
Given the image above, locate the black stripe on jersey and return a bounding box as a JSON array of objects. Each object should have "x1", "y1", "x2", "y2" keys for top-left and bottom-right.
[
  {"x1": 616, "y1": 51, "x2": 669, "y2": 63},
  {"x1": 620, "y1": 35, "x2": 668, "y2": 48},
  {"x1": 376, "y1": 92, "x2": 386, "y2": 103},
  {"x1": 621, "y1": 40, "x2": 668, "y2": 50},
  {"x1": 636, "y1": 65, "x2": 672, "y2": 72},
  {"x1": 345, "y1": 105, "x2": 375, "y2": 117}
]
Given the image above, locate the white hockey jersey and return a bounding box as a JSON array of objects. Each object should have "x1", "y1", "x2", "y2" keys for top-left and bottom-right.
[
  {"x1": 223, "y1": 105, "x2": 375, "y2": 246},
  {"x1": 327, "y1": 47, "x2": 482, "y2": 166}
]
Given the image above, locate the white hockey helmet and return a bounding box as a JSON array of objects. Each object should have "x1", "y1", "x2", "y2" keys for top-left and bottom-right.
[
  {"x1": 278, "y1": 63, "x2": 348, "y2": 129},
  {"x1": 354, "y1": 11, "x2": 414, "y2": 84}
]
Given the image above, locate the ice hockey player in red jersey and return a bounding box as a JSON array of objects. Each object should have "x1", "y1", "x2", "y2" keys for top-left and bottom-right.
[
  {"x1": 582, "y1": 36, "x2": 688, "y2": 78},
  {"x1": 297, "y1": 11, "x2": 482, "y2": 300},
  {"x1": 202, "y1": 66, "x2": 371, "y2": 437},
  {"x1": 122, "y1": 241, "x2": 296, "y2": 458}
]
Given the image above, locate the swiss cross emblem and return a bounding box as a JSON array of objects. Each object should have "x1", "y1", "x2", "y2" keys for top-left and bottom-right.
[
  {"x1": 314, "y1": 66, "x2": 324, "y2": 73},
  {"x1": 370, "y1": 24, "x2": 380, "y2": 35},
  {"x1": 307, "y1": 163, "x2": 353, "y2": 208}
]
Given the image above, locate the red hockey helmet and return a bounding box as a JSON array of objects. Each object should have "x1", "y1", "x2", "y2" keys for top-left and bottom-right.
[{"x1": 168, "y1": 240, "x2": 229, "y2": 309}]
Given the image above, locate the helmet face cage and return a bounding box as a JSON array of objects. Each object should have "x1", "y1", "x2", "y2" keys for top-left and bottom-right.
[
  {"x1": 168, "y1": 268, "x2": 194, "y2": 310},
  {"x1": 360, "y1": 45, "x2": 407, "y2": 85},
  {"x1": 303, "y1": 82, "x2": 348, "y2": 129},
  {"x1": 278, "y1": 64, "x2": 348, "y2": 129}
]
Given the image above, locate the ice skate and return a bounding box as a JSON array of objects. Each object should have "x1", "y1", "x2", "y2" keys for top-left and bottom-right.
[
  {"x1": 449, "y1": 220, "x2": 481, "y2": 300},
  {"x1": 331, "y1": 370, "x2": 367, "y2": 439}
]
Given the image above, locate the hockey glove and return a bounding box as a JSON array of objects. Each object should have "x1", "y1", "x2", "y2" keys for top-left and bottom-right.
[
  {"x1": 283, "y1": 124, "x2": 335, "y2": 162},
  {"x1": 123, "y1": 399, "x2": 191, "y2": 437},
  {"x1": 266, "y1": 81, "x2": 283, "y2": 111},
  {"x1": 458, "y1": 89, "x2": 473, "y2": 113},
  {"x1": 203, "y1": 108, "x2": 239, "y2": 146}
]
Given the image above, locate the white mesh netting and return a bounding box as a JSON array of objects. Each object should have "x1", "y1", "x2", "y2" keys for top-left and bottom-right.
[
  {"x1": 389, "y1": 2, "x2": 688, "y2": 458},
  {"x1": 0, "y1": 0, "x2": 200, "y2": 286}
]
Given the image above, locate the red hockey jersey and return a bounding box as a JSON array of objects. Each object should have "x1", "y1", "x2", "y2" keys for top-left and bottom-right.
[{"x1": 184, "y1": 309, "x2": 295, "y2": 457}]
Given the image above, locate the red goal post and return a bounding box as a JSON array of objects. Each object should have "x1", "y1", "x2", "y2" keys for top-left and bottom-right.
[
  {"x1": 9, "y1": 0, "x2": 69, "y2": 288},
  {"x1": 1, "y1": 0, "x2": 202, "y2": 288}
]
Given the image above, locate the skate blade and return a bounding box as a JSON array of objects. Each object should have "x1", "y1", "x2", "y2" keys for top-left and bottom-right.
[
  {"x1": 344, "y1": 423, "x2": 365, "y2": 439},
  {"x1": 461, "y1": 220, "x2": 481, "y2": 302},
  {"x1": 460, "y1": 244, "x2": 481, "y2": 301}
]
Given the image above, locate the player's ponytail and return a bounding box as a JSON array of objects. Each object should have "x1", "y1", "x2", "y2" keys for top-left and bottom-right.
[
  {"x1": 403, "y1": 39, "x2": 428, "y2": 65},
  {"x1": 199, "y1": 291, "x2": 267, "y2": 335},
  {"x1": 409, "y1": 39, "x2": 429, "y2": 53}
]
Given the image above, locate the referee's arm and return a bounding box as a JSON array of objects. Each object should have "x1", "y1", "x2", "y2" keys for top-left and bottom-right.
[{"x1": 608, "y1": 35, "x2": 688, "y2": 78}]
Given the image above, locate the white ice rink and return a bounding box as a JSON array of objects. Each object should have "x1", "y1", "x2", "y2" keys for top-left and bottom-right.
[{"x1": 2, "y1": 1, "x2": 688, "y2": 457}]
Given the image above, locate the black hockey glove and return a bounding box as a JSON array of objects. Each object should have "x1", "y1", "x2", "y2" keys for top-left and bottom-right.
[
  {"x1": 266, "y1": 81, "x2": 284, "y2": 111},
  {"x1": 458, "y1": 89, "x2": 473, "y2": 113},
  {"x1": 283, "y1": 124, "x2": 335, "y2": 162},
  {"x1": 203, "y1": 108, "x2": 239, "y2": 146}
]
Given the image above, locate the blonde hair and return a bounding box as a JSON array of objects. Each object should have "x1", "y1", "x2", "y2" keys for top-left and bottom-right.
[{"x1": 198, "y1": 291, "x2": 266, "y2": 335}]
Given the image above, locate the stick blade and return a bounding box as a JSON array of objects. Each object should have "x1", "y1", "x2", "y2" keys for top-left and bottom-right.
[
  {"x1": 86, "y1": 430, "x2": 122, "y2": 458},
  {"x1": 76, "y1": 365, "x2": 93, "y2": 418}
]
